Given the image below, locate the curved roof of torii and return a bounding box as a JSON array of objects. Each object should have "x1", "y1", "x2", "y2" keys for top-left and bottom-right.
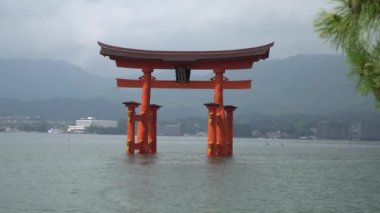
[{"x1": 98, "y1": 41, "x2": 274, "y2": 70}]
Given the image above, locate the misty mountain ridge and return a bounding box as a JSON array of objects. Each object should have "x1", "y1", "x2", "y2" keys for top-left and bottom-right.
[
  {"x1": 0, "y1": 55, "x2": 378, "y2": 121},
  {"x1": 0, "y1": 58, "x2": 125, "y2": 101}
]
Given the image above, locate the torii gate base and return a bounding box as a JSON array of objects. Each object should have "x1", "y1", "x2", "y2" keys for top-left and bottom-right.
[
  {"x1": 204, "y1": 103, "x2": 237, "y2": 156},
  {"x1": 98, "y1": 41, "x2": 274, "y2": 157},
  {"x1": 124, "y1": 100, "x2": 237, "y2": 157},
  {"x1": 124, "y1": 101, "x2": 161, "y2": 154}
]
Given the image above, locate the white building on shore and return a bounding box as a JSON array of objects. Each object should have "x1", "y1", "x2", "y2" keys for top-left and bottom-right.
[{"x1": 67, "y1": 117, "x2": 118, "y2": 133}]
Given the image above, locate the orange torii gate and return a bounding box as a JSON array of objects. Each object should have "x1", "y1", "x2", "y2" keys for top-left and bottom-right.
[{"x1": 98, "y1": 42, "x2": 274, "y2": 157}]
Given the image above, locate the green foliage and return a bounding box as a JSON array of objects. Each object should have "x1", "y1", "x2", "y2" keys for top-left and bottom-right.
[
  {"x1": 85, "y1": 119, "x2": 125, "y2": 135},
  {"x1": 85, "y1": 126, "x2": 124, "y2": 135},
  {"x1": 17, "y1": 122, "x2": 50, "y2": 132},
  {"x1": 314, "y1": 0, "x2": 380, "y2": 106},
  {"x1": 176, "y1": 117, "x2": 206, "y2": 135}
]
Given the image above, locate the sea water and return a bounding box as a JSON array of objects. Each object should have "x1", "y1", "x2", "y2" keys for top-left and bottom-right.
[{"x1": 0, "y1": 133, "x2": 379, "y2": 212}]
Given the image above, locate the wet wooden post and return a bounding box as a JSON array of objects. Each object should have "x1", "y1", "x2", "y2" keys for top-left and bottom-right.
[
  {"x1": 224, "y1": 105, "x2": 237, "y2": 156},
  {"x1": 123, "y1": 101, "x2": 140, "y2": 154},
  {"x1": 205, "y1": 103, "x2": 220, "y2": 157},
  {"x1": 149, "y1": 104, "x2": 161, "y2": 153},
  {"x1": 214, "y1": 68, "x2": 226, "y2": 156},
  {"x1": 137, "y1": 68, "x2": 153, "y2": 153}
]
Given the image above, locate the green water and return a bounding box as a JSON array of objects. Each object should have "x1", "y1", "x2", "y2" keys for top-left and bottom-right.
[{"x1": 0, "y1": 133, "x2": 380, "y2": 212}]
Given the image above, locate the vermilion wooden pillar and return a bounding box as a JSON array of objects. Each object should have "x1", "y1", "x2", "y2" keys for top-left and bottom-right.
[
  {"x1": 213, "y1": 68, "x2": 224, "y2": 104},
  {"x1": 224, "y1": 105, "x2": 237, "y2": 156},
  {"x1": 123, "y1": 101, "x2": 140, "y2": 154},
  {"x1": 137, "y1": 68, "x2": 153, "y2": 153},
  {"x1": 213, "y1": 68, "x2": 226, "y2": 156},
  {"x1": 149, "y1": 104, "x2": 161, "y2": 153},
  {"x1": 204, "y1": 103, "x2": 220, "y2": 157}
]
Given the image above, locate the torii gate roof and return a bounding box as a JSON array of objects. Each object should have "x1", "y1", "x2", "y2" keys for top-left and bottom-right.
[{"x1": 98, "y1": 41, "x2": 274, "y2": 70}]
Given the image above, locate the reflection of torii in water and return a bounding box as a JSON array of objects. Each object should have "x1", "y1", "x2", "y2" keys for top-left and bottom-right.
[{"x1": 98, "y1": 41, "x2": 274, "y2": 157}]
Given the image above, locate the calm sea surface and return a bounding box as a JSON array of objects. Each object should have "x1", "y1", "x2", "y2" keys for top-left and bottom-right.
[{"x1": 0, "y1": 133, "x2": 380, "y2": 213}]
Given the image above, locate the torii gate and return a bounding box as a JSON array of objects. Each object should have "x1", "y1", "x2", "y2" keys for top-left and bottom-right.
[{"x1": 98, "y1": 41, "x2": 274, "y2": 157}]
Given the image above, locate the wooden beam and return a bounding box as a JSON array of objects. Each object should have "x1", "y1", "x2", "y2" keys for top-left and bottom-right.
[{"x1": 116, "y1": 79, "x2": 252, "y2": 89}]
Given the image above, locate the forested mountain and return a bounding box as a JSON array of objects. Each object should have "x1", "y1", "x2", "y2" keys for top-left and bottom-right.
[{"x1": 0, "y1": 58, "x2": 126, "y2": 101}]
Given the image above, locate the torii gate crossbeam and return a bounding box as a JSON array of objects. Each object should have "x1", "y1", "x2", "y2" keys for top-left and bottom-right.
[{"x1": 117, "y1": 79, "x2": 252, "y2": 89}]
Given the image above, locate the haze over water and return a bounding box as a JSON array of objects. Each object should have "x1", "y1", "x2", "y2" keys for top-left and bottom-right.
[{"x1": 1, "y1": 133, "x2": 380, "y2": 212}]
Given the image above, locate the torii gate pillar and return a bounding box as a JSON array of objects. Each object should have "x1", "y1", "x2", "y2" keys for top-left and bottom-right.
[
  {"x1": 123, "y1": 101, "x2": 161, "y2": 154},
  {"x1": 213, "y1": 69, "x2": 225, "y2": 156},
  {"x1": 149, "y1": 104, "x2": 161, "y2": 154},
  {"x1": 224, "y1": 105, "x2": 237, "y2": 156},
  {"x1": 137, "y1": 68, "x2": 153, "y2": 154},
  {"x1": 204, "y1": 103, "x2": 220, "y2": 157},
  {"x1": 123, "y1": 101, "x2": 140, "y2": 154}
]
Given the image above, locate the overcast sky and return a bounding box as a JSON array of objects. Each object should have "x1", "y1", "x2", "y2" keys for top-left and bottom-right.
[{"x1": 0, "y1": 0, "x2": 336, "y2": 76}]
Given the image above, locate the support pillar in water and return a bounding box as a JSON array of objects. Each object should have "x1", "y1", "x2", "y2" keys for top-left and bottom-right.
[
  {"x1": 224, "y1": 105, "x2": 237, "y2": 156},
  {"x1": 148, "y1": 104, "x2": 161, "y2": 154},
  {"x1": 123, "y1": 101, "x2": 140, "y2": 154},
  {"x1": 137, "y1": 68, "x2": 153, "y2": 153},
  {"x1": 204, "y1": 103, "x2": 220, "y2": 157}
]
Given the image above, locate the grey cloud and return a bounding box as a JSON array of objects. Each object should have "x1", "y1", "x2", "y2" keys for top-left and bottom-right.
[{"x1": 0, "y1": 0, "x2": 335, "y2": 75}]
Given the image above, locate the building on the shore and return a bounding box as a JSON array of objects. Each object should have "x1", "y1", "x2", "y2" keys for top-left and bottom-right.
[
  {"x1": 352, "y1": 121, "x2": 380, "y2": 141},
  {"x1": 316, "y1": 121, "x2": 380, "y2": 141},
  {"x1": 75, "y1": 118, "x2": 93, "y2": 128},
  {"x1": 67, "y1": 125, "x2": 85, "y2": 133},
  {"x1": 251, "y1": 130, "x2": 289, "y2": 139},
  {"x1": 47, "y1": 128, "x2": 64, "y2": 134},
  {"x1": 67, "y1": 117, "x2": 118, "y2": 133},
  {"x1": 316, "y1": 121, "x2": 350, "y2": 140},
  {"x1": 251, "y1": 130, "x2": 266, "y2": 138},
  {"x1": 266, "y1": 130, "x2": 288, "y2": 139},
  {"x1": 76, "y1": 117, "x2": 118, "y2": 128}
]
